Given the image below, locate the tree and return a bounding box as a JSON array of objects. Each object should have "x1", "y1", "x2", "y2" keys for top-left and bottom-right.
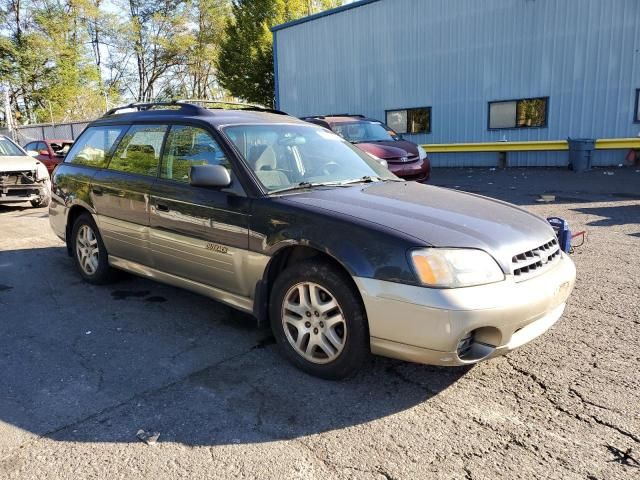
[
  {"x1": 0, "y1": 0, "x2": 109, "y2": 124},
  {"x1": 216, "y1": 0, "x2": 340, "y2": 107},
  {"x1": 120, "y1": 0, "x2": 192, "y2": 102}
]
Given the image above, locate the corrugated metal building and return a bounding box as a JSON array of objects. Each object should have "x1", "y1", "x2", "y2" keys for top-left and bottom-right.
[{"x1": 273, "y1": 0, "x2": 640, "y2": 167}]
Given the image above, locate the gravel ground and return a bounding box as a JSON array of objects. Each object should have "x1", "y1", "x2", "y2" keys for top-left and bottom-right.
[{"x1": 0, "y1": 167, "x2": 638, "y2": 479}]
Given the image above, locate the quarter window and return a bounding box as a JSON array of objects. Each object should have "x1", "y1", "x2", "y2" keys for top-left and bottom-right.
[
  {"x1": 65, "y1": 126, "x2": 126, "y2": 168},
  {"x1": 489, "y1": 97, "x2": 548, "y2": 129},
  {"x1": 385, "y1": 107, "x2": 431, "y2": 134},
  {"x1": 108, "y1": 125, "x2": 167, "y2": 177}
]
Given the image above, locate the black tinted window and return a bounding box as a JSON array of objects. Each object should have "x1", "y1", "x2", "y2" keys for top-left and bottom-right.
[
  {"x1": 65, "y1": 126, "x2": 125, "y2": 167},
  {"x1": 108, "y1": 125, "x2": 167, "y2": 177}
]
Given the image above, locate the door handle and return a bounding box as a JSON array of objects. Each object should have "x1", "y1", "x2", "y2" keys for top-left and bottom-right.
[
  {"x1": 92, "y1": 186, "x2": 103, "y2": 196},
  {"x1": 156, "y1": 203, "x2": 169, "y2": 212}
]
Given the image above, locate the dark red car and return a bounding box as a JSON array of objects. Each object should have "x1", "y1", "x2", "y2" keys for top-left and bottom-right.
[
  {"x1": 302, "y1": 115, "x2": 430, "y2": 182},
  {"x1": 23, "y1": 139, "x2": 74, "y2": 175}
]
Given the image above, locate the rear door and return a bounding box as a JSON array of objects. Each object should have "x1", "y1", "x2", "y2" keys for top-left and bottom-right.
[
  {"x1": 149, "y1": 124, "x2": 252, "y2": 296},
  {"x1": 91, "y1": 124, "x2": 167, "y2": 266}
]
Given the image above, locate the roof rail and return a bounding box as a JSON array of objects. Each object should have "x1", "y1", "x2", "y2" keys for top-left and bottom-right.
[
  {"x1": 174, "y1": 99, "x2": 288, "y2": 115},
  {"x1": 104, "y1": 101, "x2": 189, "y2": 116},
  {"x1": 104, "y1": 99, "x2": 288, "y2": 117}
]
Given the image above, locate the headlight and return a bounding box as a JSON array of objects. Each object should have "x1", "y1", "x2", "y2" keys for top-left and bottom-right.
[
  {"x1": 417, "y1": 145, "x2": 427, "y2": 161},
  {"x1": 410, "y1": 248, "x2": 504, "y2": 288}
]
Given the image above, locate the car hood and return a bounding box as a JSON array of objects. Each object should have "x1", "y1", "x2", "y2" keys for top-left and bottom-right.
[
  {"x1": 0, "y1": 156, "x2": 42, "y2": 172},
  {"x1": 355, "y1": 143, "x2": 409, "y2": 160},
  {"x1": 281, "y1": 181, "x2": 556, "y2": 272},
  {"x1": 360, "y1": 139, "x2": 419, "y2": 155}
]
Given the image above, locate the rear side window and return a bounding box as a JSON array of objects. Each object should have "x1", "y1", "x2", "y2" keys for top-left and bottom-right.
[
  {"x1": 65, "y1": 126, "x2": 125, "y2": 167},
  {"x1": 108, "y1": 125, "x2": 167, "y2": 177}
]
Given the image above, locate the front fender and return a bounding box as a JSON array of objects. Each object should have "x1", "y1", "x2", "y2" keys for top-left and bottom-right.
[{"x1": 251, "y1": 198, "x2": 423, "y2": 285}]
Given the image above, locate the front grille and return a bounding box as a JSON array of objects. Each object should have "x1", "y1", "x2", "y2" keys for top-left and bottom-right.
[
  {"x1": 0, "y1": 171, "x2": 36, "y2": 185},
  {"x1": 387, "y1": 155, "x2": 419, "y2": 164},
  {"x1": 512, "y1": 238, "x2": 561, "y2": 280}
]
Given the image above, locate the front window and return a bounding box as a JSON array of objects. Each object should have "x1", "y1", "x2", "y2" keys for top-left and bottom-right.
[
  {"x1": 223, "y1": 124, "x2": 396, "y2": 192},
  {"x1": 0, "y1": 137, "x2": 25, "y2": 157},
  {"x1": 332, "y1": 121, "x2": 398, "y2": 143}
]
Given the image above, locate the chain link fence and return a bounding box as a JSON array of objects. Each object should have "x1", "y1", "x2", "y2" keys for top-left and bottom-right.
[{"x1": 0, "y1": 121, "x2": 89, "y2": 146}]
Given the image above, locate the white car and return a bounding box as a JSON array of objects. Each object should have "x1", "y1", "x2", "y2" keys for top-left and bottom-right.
[{"x1": 0, "y1": 135, "x2": 51, "y2": 208}]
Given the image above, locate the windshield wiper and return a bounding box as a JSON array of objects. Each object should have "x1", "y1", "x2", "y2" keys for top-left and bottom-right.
[
  {"x1": 269, "y1": 176, "x2": 401, "y2": 195},
  {"x1": 337, "y1": 176, "x2": 403, "y2": 185},
  {"x1": 269, "y1": 181, "x2": 328, "y2": 195}
]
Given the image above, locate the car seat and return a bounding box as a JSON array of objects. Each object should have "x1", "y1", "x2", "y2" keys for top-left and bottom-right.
[{"x1": 254, "y1": 145, "x2": 290, "y2": 189}]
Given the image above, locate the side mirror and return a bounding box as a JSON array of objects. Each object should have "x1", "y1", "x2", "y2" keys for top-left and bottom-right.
[
  {"x1": 189, "y1": 164, "x2": 231, "y2": 188},
  {"x1": 27, "y1": 150, "x2": 39, "y2": 157},
  {"x1": 39, "y1": 149, "x2": 50, "y2": 156}
]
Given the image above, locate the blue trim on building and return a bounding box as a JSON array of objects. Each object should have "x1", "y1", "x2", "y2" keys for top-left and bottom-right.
[
  {"x1": 273, "y1": 31, "x2": 280, "y2": 109},
  {"x1": 271, "y1": 0, "x2": 382, "y2": 32}
]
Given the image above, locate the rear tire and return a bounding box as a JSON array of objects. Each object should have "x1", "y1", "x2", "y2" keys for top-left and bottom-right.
[
  {"x1": 270, "y1": 259, "x2": 369, "y2": 380},
  {"x1": 71, "y1": 213, "x2": 115, "y2": 284}
]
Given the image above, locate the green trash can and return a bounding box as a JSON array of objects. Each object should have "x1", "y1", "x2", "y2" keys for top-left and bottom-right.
[{"x1": 568, "y1": 138, "x2": 595, "y2": 172}]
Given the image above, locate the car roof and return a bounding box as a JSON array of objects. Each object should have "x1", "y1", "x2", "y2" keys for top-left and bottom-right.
[
  {"x1": 89, "y1": 102, "x2": 310, "y2": 129},
  {"x1": 302, "y1": 115, "x2": 380, "y2": 125}
]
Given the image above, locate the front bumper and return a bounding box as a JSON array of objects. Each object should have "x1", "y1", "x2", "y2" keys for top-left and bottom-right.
[
  {"x1": 355, "y1": 253, "x2": 576, "y2": 366},
  {"x1": 0, "y1": 184, "x2": 46, "y2": 203},
  {"x1": 387, "y1": 158, "x2": 430, "y2": 182}
]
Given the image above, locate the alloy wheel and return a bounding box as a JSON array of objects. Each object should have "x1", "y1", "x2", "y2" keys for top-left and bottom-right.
[
  {"x1": 76, "y1": 224, "x2": 100, "y2": 276},
  {"x1": 281, "y1": 282, "x2": 347, "y2": 364}
]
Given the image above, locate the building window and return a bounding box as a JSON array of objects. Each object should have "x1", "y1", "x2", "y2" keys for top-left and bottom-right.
[
  {"x1": 386, "y1": 107, "x2": 431, "y2": 134},
  {"x1": 635, "y1": 89, "x2": 640, "y2": 123},
  {"x1": 488, "y1": 97, "x2": 548, "y2": 129}
]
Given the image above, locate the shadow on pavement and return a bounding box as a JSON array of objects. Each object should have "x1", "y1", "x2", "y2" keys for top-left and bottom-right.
[
  {"x1": 572, "y1": 205, "x2": 640, "y2": 227},
  {"x1": 0, "y1": 246, "x2": 467, "y2": 449}
]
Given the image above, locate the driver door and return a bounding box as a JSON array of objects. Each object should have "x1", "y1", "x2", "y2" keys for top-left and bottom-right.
[{"x1": 149, "y1": 124, "x2": 252, "y2": 296}]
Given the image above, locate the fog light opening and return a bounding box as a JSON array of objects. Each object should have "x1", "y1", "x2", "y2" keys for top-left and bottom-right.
[{"x1": 457, "y1": 329, "x2": 497, "y2": 362}]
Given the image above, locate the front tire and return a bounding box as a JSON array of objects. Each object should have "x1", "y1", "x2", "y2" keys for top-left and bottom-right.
[
  {"x1": 270, "y1": 259, "x2": 369, "y2": 380},
  {"x1": 71, "y1": 213, "x2": 114, "y2": 284},
  {"x1": 31, "y1": 180, "x2": 51, "y2": 208}
]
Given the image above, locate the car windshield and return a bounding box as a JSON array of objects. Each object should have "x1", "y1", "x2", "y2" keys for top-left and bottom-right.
[
  {"x1": 332, "y1": 121, "x2": 398, "y2": 143},
  {"x1": 0, "y1": 137, "x2": 25, "y2": 157},
  {"x1": 223, "y1": 124, "x2": 398, "y2": 193}
]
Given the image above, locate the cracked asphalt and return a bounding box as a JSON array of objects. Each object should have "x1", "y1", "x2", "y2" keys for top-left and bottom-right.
[{"x1": 0, "y1": 167, "x2": 638, "y2": 479}]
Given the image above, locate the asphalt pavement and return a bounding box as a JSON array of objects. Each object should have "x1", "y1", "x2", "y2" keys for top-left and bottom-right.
[{"x1": 0, "y1": 167, "x2": 638, "y2": 479}]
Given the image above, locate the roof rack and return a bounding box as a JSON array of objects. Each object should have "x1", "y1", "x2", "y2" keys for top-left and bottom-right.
[
  {"x1": 104, "y1": 99, "x2": 288, "y2": 117},
  {"x1": 174, "y1": 99, "x2": 287, "y2": 115}
]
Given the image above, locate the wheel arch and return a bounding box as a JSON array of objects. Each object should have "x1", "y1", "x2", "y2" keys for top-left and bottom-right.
[
  {"x1": 254, "y1": 244, "x2": 366, "y2": 327},
  {"x1": 65, "y1": 205, "x2": 95, "y2": 256}
]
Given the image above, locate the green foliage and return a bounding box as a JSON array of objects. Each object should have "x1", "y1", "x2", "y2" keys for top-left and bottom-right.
[
  {"x1": 0, "y1": 0, "x2": 340, "y2": 126},
  {"x1": 217, "y1": 0, "x2": 340, "y2": 107}
]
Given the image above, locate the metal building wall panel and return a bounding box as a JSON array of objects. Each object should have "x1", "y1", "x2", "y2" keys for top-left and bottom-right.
[{"x1": 275, "y1": 0, "x2": 640, "y2": 167}]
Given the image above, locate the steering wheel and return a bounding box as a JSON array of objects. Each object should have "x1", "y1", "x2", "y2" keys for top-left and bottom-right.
[{"x1": 321, "y1": 161, "x2": 341, "y2": 176}]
